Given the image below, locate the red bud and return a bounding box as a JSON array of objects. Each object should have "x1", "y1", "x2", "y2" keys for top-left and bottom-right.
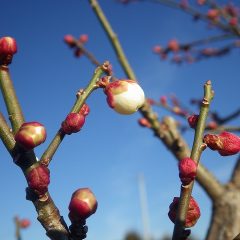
[
  {"x1": 79, "y1": 34, "x2": 88, "y2": 44},
  {"x1": 64, "y1": 35, "x2": 75, "y2": 47},
  {"x1": 61, "y1": 113, "x2": 85, "y2": 135},
  {"x1": 15, "y1": 122, "x2": 46, "y2": 150},
  {"x1": 168, "y1": 196, "x2": 200, "y2": 227},
  {"x1": 187, "y1": 115, "x2": 199, "y2": 129},
  {"x1": 0, "y1": 36, "x2": 17, "y2": 65},
  {"x1": 27, "y1": 165, "x2": 50, "y2": 196},
  {"x1": 179, "y1": 158, "x2": 197, "y2": 185},
  {"x1": 138, "y1": 118, "x2": 151, "y2": 128},
  {"x1": 69, "y1": 188, "x2": 98, "y2": 222},
  {"x1": 204, "y1": 131, "x2": 240, "y2": 156}
]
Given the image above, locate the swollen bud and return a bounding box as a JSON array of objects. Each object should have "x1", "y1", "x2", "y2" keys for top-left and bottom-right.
[
  {"x1": 0, "y1": 36, "x2": 17, "y2": 65},
  {"x1": 187, "y1": 115, "x2": 199, "y2": 129},
  {"x1": 179, "y1": 158, "x2": 197, "y2": 185},
  {"x1": 15, "y1": 122, "x2": 46, "y2": 150},
  {"x1": 79, "y1": 104, "x2": 90, "y2": 116},
  {"x1": 104, "y1": 80, "x2": 145, "y2": 115},
  {"x1": 203, "y1": 131, "x2": 240, "y2": 156},
  {"x1": 61, "y1": 113, "x2": 85, "y2": 135},
  {"x1": 168, "y1": 196, "x2": 201, "y2": 227},
  {"x1": 26, "y1": 164, "x2": 50, "y2": 196},
  {"x1": 69, "y1": 188, "x2": 98, "y2": 222}
]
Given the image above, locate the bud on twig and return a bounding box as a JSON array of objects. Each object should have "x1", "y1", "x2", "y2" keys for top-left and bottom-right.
[
  {"x1": 15, "y1": 122, "x2": 47, "y2": 150},
  {"x1": 104, "y1": 80, "x2": 145, "y2": 115},
  {"x1": 0, "y1": 36, "x2": 17, "y2": 65},
  {"x1": 179, "y1": 158, "x2": 197, "y2": 185},
  {"x1": 26, "y1": 164, "x2": 50, "y2": 196},
  {"x1": 168, "y1": 196, "x2": 200, "y2": 227},
  {"x1": 204, "y1": 131, "x2": 240, "y2": 156},
  {"x1": 187, "y1": 115, "x2": 199, "y2": 129},
  {"x1": 69, "y1": 188, "x2": 98, "y2": 222},
  {"x1": 61, "y1": 113, "x2": 85, "y2": 135}
]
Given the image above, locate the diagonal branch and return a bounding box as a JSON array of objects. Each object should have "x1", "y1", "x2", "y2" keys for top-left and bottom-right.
[{"x1": 230, "y1": 154, "x2": 240, "y2": 189}]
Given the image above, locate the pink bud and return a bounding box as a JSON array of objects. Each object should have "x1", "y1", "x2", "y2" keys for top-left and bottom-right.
[
  {"x1": 160, "y1": 96, "x2": 167, "y2": 105},
  {"x1": 69, "y1": 188, "x2": 98, "y2": 222},
  {"x1": 204, "y1": 132, "x2": 240, "y2": 156},
  {"x1": 64, "y1": 35, "x2": 75, "y2": 47},
  {"x1": 79, "y1": 34, "x2": 88, "y2": 44},
  {"x1": 206, "y1": 121, "x2": 218, "y2": 130},
  {"x1": 207, "y1": 9, "x2": 219, "y2": 21},
  {"x1": 168, "y1": 196, "x2": 201, "y2": 227},
  {"x1": 15, "y1": 122, "x2": 47, "y2": 150},
  {"x1": 79, "y1": 104, "x2": 90, "y2": 116},
  {"x1": 19, "y1": 219, "x2": 31, "y2": 229},
  {"x1": 104, "y1": 80, "x2": 145, "y2": 115},
  {"x1": 179, "y1": 158, "x2": 197, "y2": 185},
  {"x1": 152, "y1": 45, "x2": 162, "y2": 54},
  {"x1": 138, "y1": 118, "x2": 151, "y2": 128},
  {"x1": 61, "y1": 113, "x2": 85, "y2": 135},
  {"x1": 146, "y1": 98, "x2": 155, "y2": 105},
  {"x1": 168, "y1": 39, "x2": 180, "y2": 52},
  {"x1": 27, "y1": 165, "x2": 50, "y2": 196},
  {"x1": 187, "y1": 115, "x2": 199, "y2": 129}
]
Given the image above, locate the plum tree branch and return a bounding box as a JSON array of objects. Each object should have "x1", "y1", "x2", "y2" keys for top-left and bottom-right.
[
  {"x1": 87, "y1": 0, "x2": 224, "y2": 201},
  {"x1": 172, "y1": 81, "x2": 214, "y2": 240},
  {"x1": 40, "y1": 62, "x2": 109, "y2": 166},
  {"x1": 0, "y1": 65, "x2": 25, "y2": 133}
]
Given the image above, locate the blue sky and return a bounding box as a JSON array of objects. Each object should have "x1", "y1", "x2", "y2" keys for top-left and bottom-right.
[{"x1": 0, "y1": 1, "x2": 239, "y2": 240}]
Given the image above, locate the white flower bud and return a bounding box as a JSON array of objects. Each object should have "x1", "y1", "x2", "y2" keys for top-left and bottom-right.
[{"x1": 105, "y1": 80, "x2": 145, "y2": 115}]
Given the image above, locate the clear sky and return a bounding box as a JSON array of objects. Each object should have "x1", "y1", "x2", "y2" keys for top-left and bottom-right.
[{"x1": 0, "y1": 1, "x2": 239, "y2": 240}]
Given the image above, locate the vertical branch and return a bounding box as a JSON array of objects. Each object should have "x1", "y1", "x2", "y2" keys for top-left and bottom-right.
[
  {"x1": 0, "y1": 65, "x2": 25, "y2": 133},
  {"x1": 172, "y1": 81, "x2": 214, "y2": 240}
]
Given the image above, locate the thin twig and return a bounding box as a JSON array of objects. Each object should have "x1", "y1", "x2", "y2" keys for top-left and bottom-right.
[
  {"x1": 172, "y1": 80, "x2": 214, "y2": 240},
  {"x1": 40, "y1": 62, "x2": 109, "y2": 166}
]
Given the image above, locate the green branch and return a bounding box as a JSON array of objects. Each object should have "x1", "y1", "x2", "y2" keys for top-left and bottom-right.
[
  {"x1": 172, "y1": 80, "x2": 214, "y2": 240},
  {"x1": 0, "y1": 65, "x2": 25, "y2": 133},
  {"x1": 40, "y1": 62, "x2": 109, "y2": 166}
]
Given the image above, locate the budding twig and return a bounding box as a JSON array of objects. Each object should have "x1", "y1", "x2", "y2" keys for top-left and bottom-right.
[
  {"x1": 40, "y1": 62, "x2": 110, "y2": 166},
  {"x1": 172, "y1": 80, "x2": 214, "y2": 240}
]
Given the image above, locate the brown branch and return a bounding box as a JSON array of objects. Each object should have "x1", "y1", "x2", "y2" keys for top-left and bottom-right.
[{"x1": 230, "y1": 155, "x2": 240, "y2": 189}]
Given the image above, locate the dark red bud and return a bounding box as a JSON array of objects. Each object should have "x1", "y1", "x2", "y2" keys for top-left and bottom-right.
[
  {"x1": 187, "y1": 115, "x2": 199, "y2": 129},
  {"x1": 168, "y1": 196, "x2": 200, "y2": 227},
  {"x1": 179, "y1": 158, "x2": 197, "y2": 185},
  {"x1": 27, "y1": 165, "x2": 50, "y2": 196},
  {"x1": 61, "y1": 113, "x2": 85, "y2": 135},
  {"x1": 69, "y1": 188, "x2": 98, "y2": 222}
]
